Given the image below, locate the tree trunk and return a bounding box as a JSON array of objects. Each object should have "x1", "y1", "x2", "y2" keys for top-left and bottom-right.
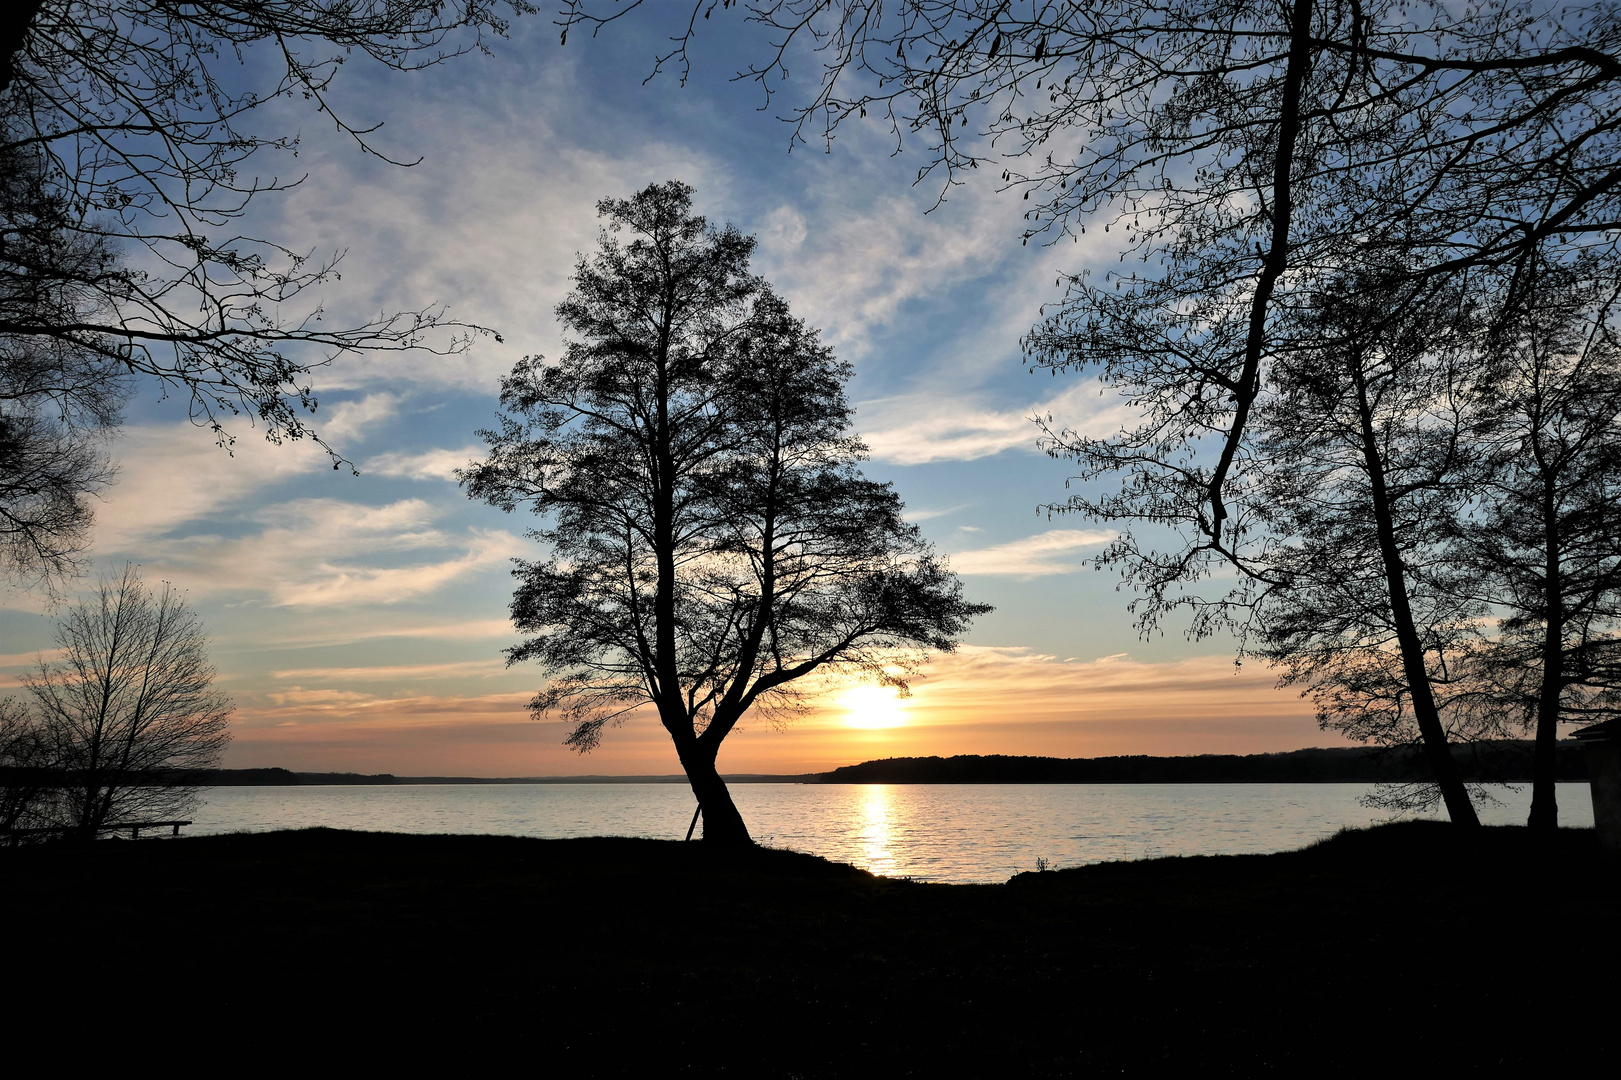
[
  {"x1": 1353, "y1": 367, "x2": 1480, "y2": 827},
  {"x1": 1209, "y1": 0, "x2": 1313, "y2": 543},
  {"x1": 1527, "y1": 670, "x2": 1562, "y2": 830},
  {"x1": 66, "y1": 778, "x2": 101, "y2": 841},
  {"x1": 678, "y1": 745, "x2": 752, "y2": 846},
  {"x1": 1528, "y1": 485, "x2": 1564, "y2": 830},
  {"x1": 680, "y1": 749, "x2": 748, "y2": 843}
]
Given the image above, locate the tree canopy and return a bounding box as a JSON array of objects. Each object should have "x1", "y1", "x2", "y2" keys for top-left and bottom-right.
[{"x1": 463, "y1": 181, "x2": 987, "y2": 843}]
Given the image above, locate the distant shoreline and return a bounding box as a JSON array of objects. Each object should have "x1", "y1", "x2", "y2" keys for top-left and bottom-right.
[{"x1": 187, "y1": 740, "x2": 1589, "y2": 786}]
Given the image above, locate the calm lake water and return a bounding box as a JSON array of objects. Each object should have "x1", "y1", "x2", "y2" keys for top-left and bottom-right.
[{"x1": 191, "y1": 782, "x2": 1595, "y2": 884}]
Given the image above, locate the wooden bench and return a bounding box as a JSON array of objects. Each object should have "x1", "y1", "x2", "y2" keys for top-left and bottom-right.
[
  {"x1": 111, "y1": 820, "x2": 191, "y2": 839},
  {"x1": 0, "y1": 819, "x2": 192, "y2": 843}
]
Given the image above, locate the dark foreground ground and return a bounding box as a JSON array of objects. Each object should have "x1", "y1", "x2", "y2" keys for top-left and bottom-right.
[{"x1": 4, "y1": 822, "x2": 1616, "y2": 1073}]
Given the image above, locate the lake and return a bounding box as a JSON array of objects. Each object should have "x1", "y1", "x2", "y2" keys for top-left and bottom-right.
[{"x1": 191, "y1": 781, "x2": 1596, "y2": 884}]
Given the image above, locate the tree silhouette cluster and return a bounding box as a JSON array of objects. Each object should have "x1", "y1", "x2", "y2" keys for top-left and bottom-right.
[
  {"x1": 463, "y1": 182, "x2": 987, "y2": 843},
  {"x1": 0, "y1": 0, "x2": 533, "y2": 589},
  {"x1": 1232, "y1": 266, "x2": 1621, "y2": 824},
  {"x1": 559, "y1": 0, "x2": 1621, "y2": 826}
]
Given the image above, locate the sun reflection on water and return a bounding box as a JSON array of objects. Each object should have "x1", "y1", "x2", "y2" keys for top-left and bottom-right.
[{"x1": 857, "y1": 784, "x2": 896, "y2": 878}]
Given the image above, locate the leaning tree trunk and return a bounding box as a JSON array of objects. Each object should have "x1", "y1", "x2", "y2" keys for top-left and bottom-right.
[
  {"x1": 677, "y1": 743, "x2": 752, "y2": 846},
  {"x1": 1353, "y1": 370, "x2": 1480, "y2": 827}
]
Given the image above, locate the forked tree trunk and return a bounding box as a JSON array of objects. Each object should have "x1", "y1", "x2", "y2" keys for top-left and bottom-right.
[{"x1": 677, "y1": 745, "x2": 752, "y2": 846}]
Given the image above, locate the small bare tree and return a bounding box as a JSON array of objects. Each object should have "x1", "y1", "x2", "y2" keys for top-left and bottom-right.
[{"x1": 22, "y1": 565, "x2": 231, "y2": 837}]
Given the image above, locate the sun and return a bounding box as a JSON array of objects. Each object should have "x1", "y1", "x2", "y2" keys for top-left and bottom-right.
[{"x1": 838, "y1": 685, "x2": 910, "y2": 729}]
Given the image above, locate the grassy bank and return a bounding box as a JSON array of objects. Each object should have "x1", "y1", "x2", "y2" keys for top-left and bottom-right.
[{"x1": 4, "y1": 822, "x2": 1615, "y2": 1073}]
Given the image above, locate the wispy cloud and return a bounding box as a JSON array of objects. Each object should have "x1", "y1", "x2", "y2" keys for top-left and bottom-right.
[
  {"x1": 258, "y1": 618, "x2": 516, "y2": 649},
  {"x1": 0, "y1": 649, "x2": 60, "y2": 669},
  {"x1": 242, "y1": 688, "x2": 535, "y2": 723},
  {"x1": 758, "y1": 192, "x2": 1009, "y2": 358},
  {"x1": 267, "y1": 526, "x2": 527, "y2": 608},
  {"x1": 796, "y1": 646, "x2": 1311, "y2": 732},
  {"x1": 91, "y1": 404, "x2": 403, "y2": 555},
  {"x1": 319, "y1": 393, "x2": 402, "y2": 446},
  {"x1": 949, "y1": 529, "x2": 1115, "y2": 576},
  {"x1": 252, "y1": 51, "x2": 723, "y2": 398},
  {"x1": 904, "y1": 503, "x2": 972, "y2": 522},
  {"x1": 220, "y1": 647, "x2": 1327, "y2": 775},
  {"x1": 92, "y1": 423, "x2": 331, "y2": 551},
  {"x1": 272, "y1": 658, "x2": 510, "y2": 682},
  {"x1": 127, "y1": 496, "x2": 525, "y2": 607},
  {"x1": 746, "y1": 120, "x2": 1114, "y2": 381},
  {"x1": 858, "y1": 380, "x2": 1134, "y2": 466},
  {"x1": 363, "y1": 445, "x2": 483, "y2": 482}
]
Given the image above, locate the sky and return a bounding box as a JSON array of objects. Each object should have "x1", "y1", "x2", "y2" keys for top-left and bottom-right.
[{"x1": 0, "y1": 13, "x2": 1348, "y2": 775}]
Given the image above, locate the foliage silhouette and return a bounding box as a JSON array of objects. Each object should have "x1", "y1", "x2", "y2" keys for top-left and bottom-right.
[
  {"x1": 0, "y1": 0, "x2": 532, "y2": 588},
  {"x1": 0, "y1": 129, "x2": 127, "y2": 588},
  {"x1": 1239, "y1": 274, "x2": 1491, "y2": 823},
  {"x1": 560, "y1": 0, "x2": 1621, "y2": 589},
  {"x1": 463, "y1": 181, "x2": 987, "y2": 844}
]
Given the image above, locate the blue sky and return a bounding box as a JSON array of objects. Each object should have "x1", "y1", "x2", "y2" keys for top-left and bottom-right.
[{"x1": 0, "y1": 15, "x2": 1334, "y2": 774}]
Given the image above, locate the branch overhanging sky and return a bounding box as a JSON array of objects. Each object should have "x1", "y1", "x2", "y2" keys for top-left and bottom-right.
[{"x1": 0, "y1": 16, "x2": 1335, "y2": 774}]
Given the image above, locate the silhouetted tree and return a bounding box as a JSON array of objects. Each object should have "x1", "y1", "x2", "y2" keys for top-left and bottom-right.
[
  {"x1": 1247, "y1": 275, "x2": 1492, "y2": 823},
  {"x1": 21, "y1": 565, "x2": 232, "y2": 837},
  {"x1": 0, "y1": 0, "x2": 532, "y2": 589},
  {"x1": 1450, "y1": 264, "x2": 1621, "y2": 829},
  {"x1": 463, "y1": 182, "x2": 987, "y2": 844}
]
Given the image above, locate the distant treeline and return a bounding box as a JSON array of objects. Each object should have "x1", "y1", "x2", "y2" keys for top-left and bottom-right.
[
  {"x1": 816, "y1": 743, "x2": 1592, "y2": 785},
  {"x1": 0, "y1": 768, "x2": 798, "y2": 787},
  {"x1": 104, "y1": 770, "x2": 793, "y2": 786},
  {"x1": 6, "y1": 743, "x2": 1592, "y2": 788},
  {"x1": 188, "y1": 771, "x2": 726, "y2": 786},
  {"x1": 188, "y1": 769, "x2": 399, "y2": 786},
  {"x1": 0, "y1": 767, "x2": 399, "y2": 788}
]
